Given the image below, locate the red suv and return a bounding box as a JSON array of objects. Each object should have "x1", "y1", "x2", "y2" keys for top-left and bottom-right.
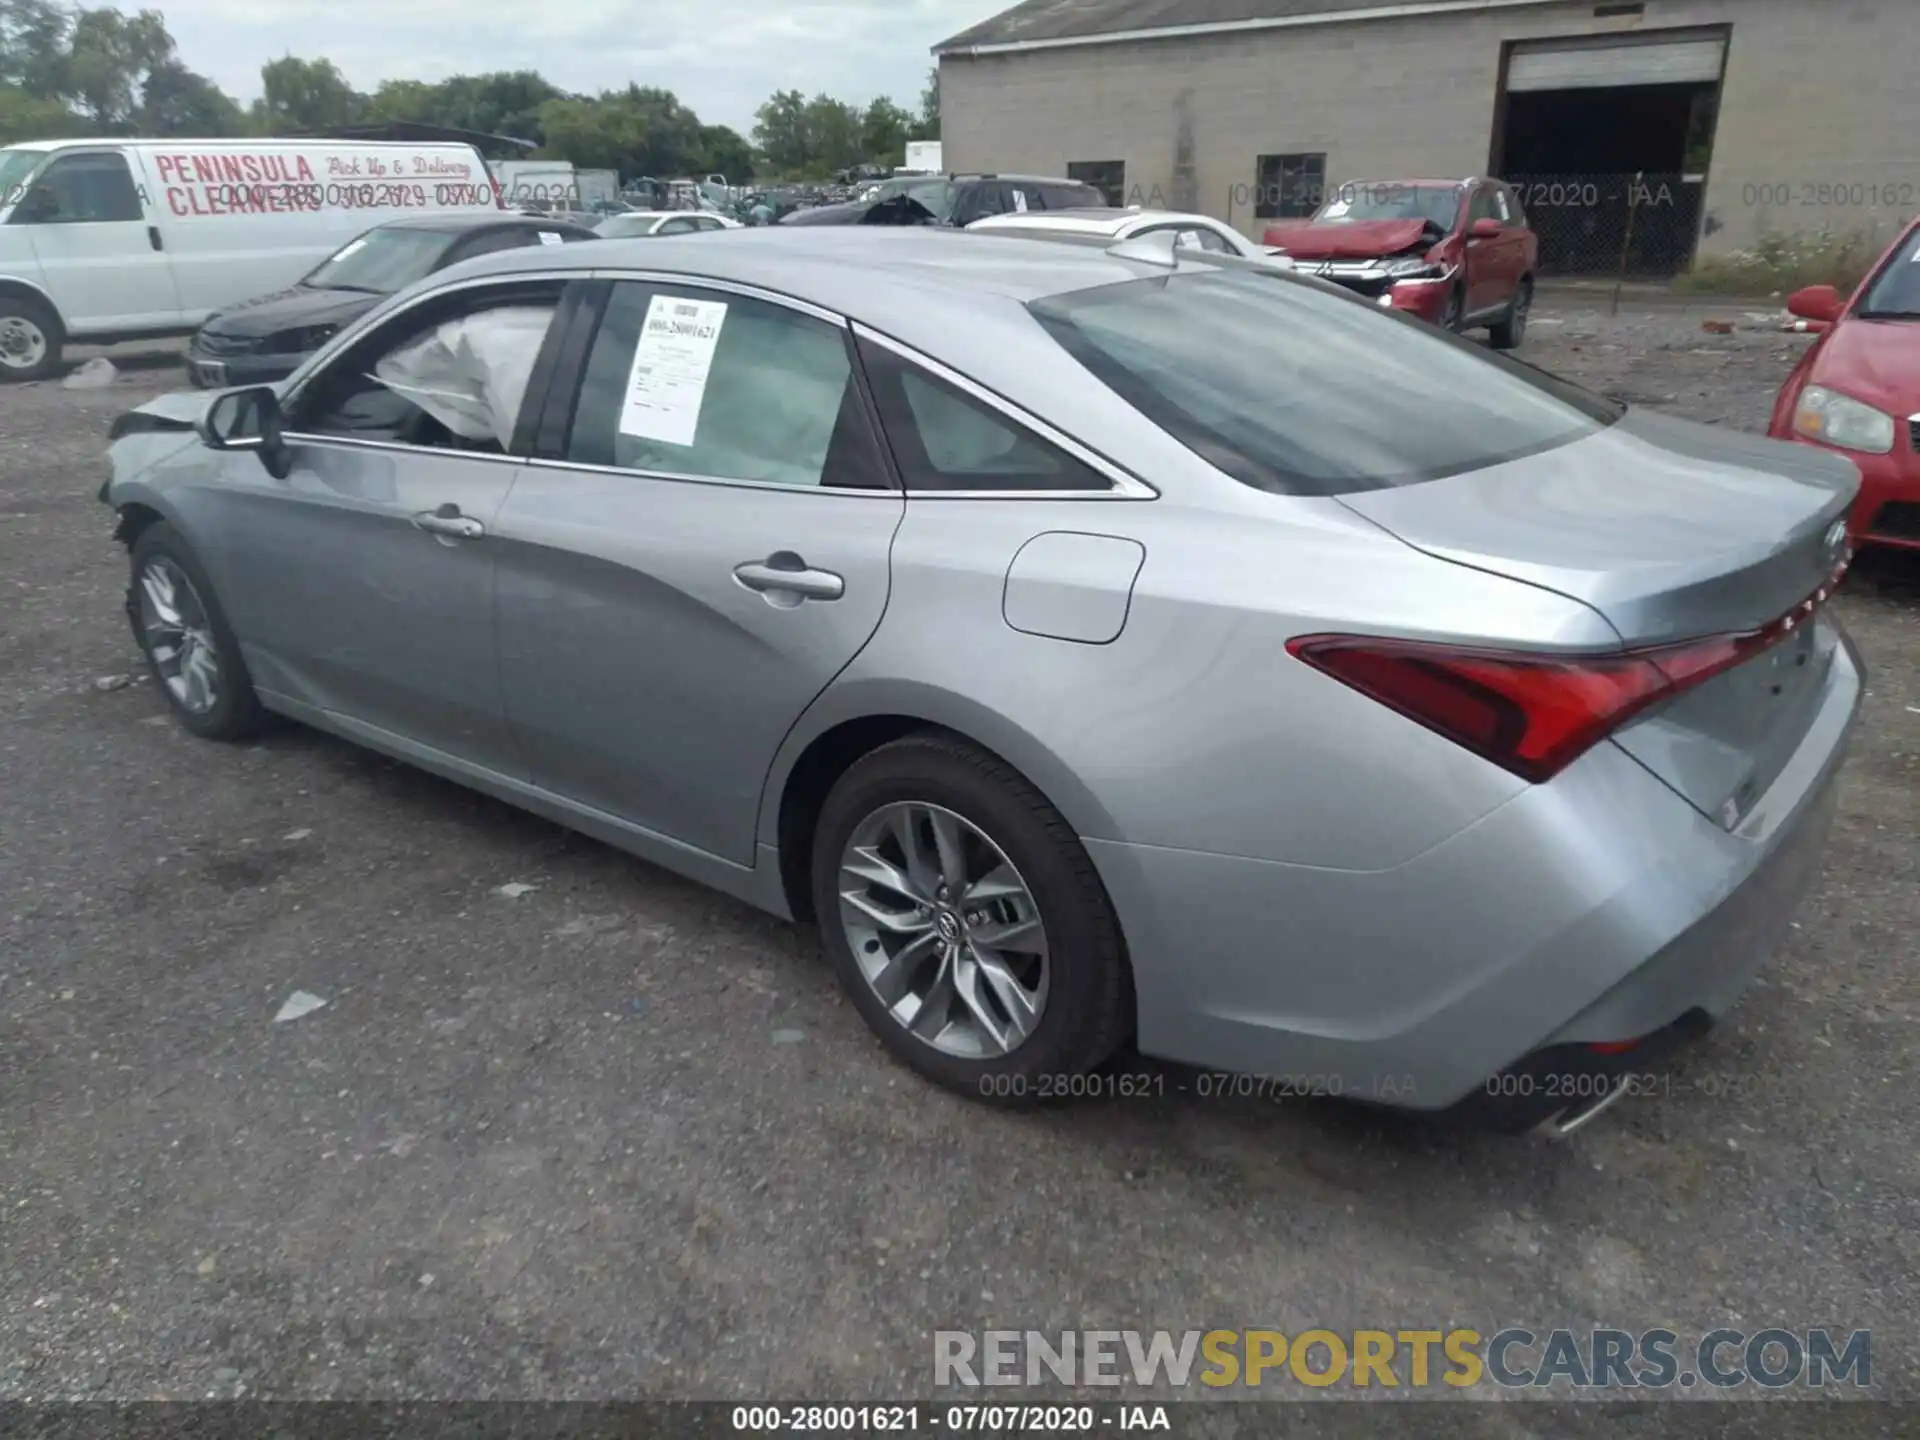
[{"x1": 1262, "y1": 177, "x2": 1537, "y2": 347}]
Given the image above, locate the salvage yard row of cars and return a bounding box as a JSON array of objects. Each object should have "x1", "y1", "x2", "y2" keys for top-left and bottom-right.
[{"x1": 7, "y1": 136, "x2": 1917, "y2": 1135}]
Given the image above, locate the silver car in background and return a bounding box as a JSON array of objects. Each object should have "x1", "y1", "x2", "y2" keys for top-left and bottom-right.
[
  {"x1": 101, "y1": 228, "x2": 1862, "y2": 1134},
  {"x1": 967, "y1": 206, "x2": 1291, "y2": 262}
]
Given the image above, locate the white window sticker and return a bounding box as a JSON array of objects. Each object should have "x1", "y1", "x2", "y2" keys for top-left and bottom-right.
[
  {"x1": 617, "y1": 295, "x2": 728, "y2": 446},
  {"x1": 1011, "y1": 189, "x2": 1028, "y2": 212},
  {"x1": 1321, "y1": 199, "x2": 1352, "y2": 218},
  {"x1": 537, "y1": 230, "x2": 563, "y2": 245},
  {"x1": 330, "y1": 237, "x2": 368, "y2": 260}
]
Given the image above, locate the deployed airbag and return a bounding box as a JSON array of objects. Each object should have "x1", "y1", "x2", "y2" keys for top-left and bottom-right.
[{"x1": 372, "y1": 306, "x2": 555, "y2": 449}]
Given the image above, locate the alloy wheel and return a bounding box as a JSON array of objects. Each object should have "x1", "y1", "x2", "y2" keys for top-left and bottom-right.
[
  {"x1": 137, "y1": 557, "x2": 222, "y2": 715},
  {"x1": 0, "y1": 315, "x2": 48, "y2": 372},
  {"x1": 836, "y1": 801, "x2": 1051, "y2": 1059}
]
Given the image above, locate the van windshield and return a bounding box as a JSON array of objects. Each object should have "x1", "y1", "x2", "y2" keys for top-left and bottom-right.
[
  {"x1": 303, "y1": 226, "x2": 455, "y2": 294},
  {"x1": 1030, "y1": 267, "x2": 1619, "y2": 495},
  {"x1": 0, "y1": 149, "x2": 48, "y2": 204}
]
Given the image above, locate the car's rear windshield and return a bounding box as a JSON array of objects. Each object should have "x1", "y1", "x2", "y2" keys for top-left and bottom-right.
[
  {"x1": 1854, "y1": 226, "x2": 1920, "y2": 318},
  {"x1": 1029, "y1": 268, "x2": 1619, "y2": 495},
  {"x1": 303, "y1": 226, "x2": 456, "y2": 294}
]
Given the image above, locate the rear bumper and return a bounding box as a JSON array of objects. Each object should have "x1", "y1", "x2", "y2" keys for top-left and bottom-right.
[
  {"x1": 1086, "y1": 625, "x2": 1862, "y2": 1115},
  {"x1": 1766, "y1": 431, "x2": 1920, "y2": 551}
]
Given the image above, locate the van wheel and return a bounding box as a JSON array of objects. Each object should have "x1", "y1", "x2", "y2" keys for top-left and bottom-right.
[{"x1": 0, "y1": 294, "x2": 62, "y2": 383}]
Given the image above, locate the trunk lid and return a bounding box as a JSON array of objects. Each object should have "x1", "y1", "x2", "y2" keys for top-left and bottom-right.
[
  {"x1": 1261, "y1": 217, "x2": 1431, "y2": 259},
  {"x1": 1340, "y1": 407, "x2": 1859, "y2": 824}
]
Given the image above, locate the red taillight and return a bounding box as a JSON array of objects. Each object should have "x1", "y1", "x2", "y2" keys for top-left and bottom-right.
[{"x1": 1286, "y1": 558, "x2": 1847, "y2": 783}]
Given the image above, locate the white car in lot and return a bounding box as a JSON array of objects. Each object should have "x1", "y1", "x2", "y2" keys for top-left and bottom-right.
[
  {"x1": 0, "y1": 138, "x2": 501, "y2": 381},
  {"x1": 967, "y1": 206, "x2": 1290, "y2": 263},
  {"x1": 592, "y1": 210, "x2": 742, "y2": 238}
]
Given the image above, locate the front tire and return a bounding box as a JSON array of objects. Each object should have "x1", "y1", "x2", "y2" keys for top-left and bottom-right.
[
  {"x1": 1490, "y1": 277, "x2": 1532, "y2": 350},
  {"x1": 811, "y1": 733, "x2": 1132, "y2": 1104},
  {"x1": 127, "y1": 522, "x2": 267, "y2": 741},
  {"x1": 0, "y1": 294, "x2": 62, "y2": 382}
]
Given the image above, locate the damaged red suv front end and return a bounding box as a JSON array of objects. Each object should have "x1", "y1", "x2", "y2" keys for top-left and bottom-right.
[{"x1": 1264, "y1": 177, "x2": 1537, "y2": 349}]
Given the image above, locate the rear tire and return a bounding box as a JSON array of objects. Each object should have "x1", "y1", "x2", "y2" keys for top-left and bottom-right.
[
  {"x1": 0, "y1": 293, "x2": 62, "y2": 383},
  {"x1": 1490, "y1": 277, "x2": 1532, "y2": 350},
  {"x1": 127, "y1": 522, "x2": 268, "y2": 741},
  {"x1": 811, "y1": 733, "x2": 1132, "y2": 1105}
]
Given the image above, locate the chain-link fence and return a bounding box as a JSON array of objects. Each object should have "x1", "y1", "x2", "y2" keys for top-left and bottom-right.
[{"x1": 1506, "y1": 174, "x2": 1705, "y2": 278}]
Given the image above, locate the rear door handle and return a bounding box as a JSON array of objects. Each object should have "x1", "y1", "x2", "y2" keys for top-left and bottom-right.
[
  {"x1": 734, "y1": 555, "x2": 844, "y2": 601},
  {"x1": 147, "y1": 225, "x2": 163, "y2": 252},
  {"x1": 412, "y1": 504, "x2": 484, "y2": 540}
]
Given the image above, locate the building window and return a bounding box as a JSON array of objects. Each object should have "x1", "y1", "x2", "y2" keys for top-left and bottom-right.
[
  {"x1": 1067, "y1": 160, "x2": 1126, "y2": 207},
  {"x1": 1254, "y1": 152, "x2": 1327, "y2": 220}
]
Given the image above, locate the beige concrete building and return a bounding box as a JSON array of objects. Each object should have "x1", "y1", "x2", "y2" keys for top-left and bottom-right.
[{"x1": 934, "y1": 0, "x2": 1920, "y2": 275}]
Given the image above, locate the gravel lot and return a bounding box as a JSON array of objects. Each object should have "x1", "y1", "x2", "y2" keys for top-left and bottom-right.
[{"x1": 2, "y1": 307, "x2": 1916, "y2": 1415}]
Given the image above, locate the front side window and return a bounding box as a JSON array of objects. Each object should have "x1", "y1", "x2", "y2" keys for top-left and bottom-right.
[
  {"x1": 0, "y1": 148, "x2": 49, "y2": 205},
  {"x1": 17, "y1": 152, "x2": 142, "y2": 224},
  {"x1": 1067, "y1": 161, "x2": 1126, "y2": 207},
  {"x1": 566, "y1": 282, "x2": 886, "y2": 490},
  {"x1": 857, "y1": 337, "x2": 1112, "y2": 493},
  {"x1": 304, "y1": 227, "x2": 454, "y2": 295},
  {"x1": 290, "y1": 281, "x2": 564, "y2": 451},
  {"x1": 1467, "y1": 186, "x2": 1499, "y2": 225},
  {"x1": 1030, "y1": 268, "x2": 1619, "y2": 495}
]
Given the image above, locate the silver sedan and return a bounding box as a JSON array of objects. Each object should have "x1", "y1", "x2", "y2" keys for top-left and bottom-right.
[{"x1": 102, "y1": 228, "x2": 1863, "y2": 1133}]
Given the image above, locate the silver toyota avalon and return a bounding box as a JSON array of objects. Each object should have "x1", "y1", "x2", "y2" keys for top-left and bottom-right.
[{"x1": 101, "y1": 227, "x2": 1863, "y2": 1134}]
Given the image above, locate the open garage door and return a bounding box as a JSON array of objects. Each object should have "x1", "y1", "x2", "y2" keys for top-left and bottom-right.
[
  {"x1": 1508, "y1": 32, "x2": 1726, "y2": 91},
  {"x1": 1497, "y1": 28, "x2": 1726, "y2": 277}
]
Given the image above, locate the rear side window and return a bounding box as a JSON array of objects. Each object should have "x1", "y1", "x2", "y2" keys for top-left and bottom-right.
[
  {"x1": 857, "y1": 337, "x2": 1111, "y2": 493},
  {"x1": 566, "y1": 282, "x2": 888, "y2": 490},
  {"x1": 1038, "y1": 182, "x2": 1106, "y2": 210},
  {"x1": 1030, "y1": 269, "x2": 1618, "y2": 495}
]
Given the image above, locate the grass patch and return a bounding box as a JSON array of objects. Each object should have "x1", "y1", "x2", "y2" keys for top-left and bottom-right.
[{"x1": 1676, "y1": 229, "x2": 1886, "y2": 296}]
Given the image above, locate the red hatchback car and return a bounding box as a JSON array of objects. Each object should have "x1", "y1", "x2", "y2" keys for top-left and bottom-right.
[
  {"x1": 1770, "y1": 217, "x2": 1920, "y2": 552},
  {"x1": 1262, "y1": 177, "x2": 1537, "y2": 346}
]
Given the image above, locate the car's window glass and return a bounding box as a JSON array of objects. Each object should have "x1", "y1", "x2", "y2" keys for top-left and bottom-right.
[
  {"x1": 1314, "y1": 183, "x2": 1460, "y2": 231},
  {"x1": 304, "y1": 227, "x2": 453, "y2": 294},
  {"x1": 1030, "y1": 269, "x2": 1619, "y2": 496},
  {"x1": 292, "y1": 283, "x2": 563, "y2": 452},
  {"x1": 1855, "y1": 225, "x2": 1920, "y2": 317},
  {"x1": 1468, "y1": 187, "x2": 1498, "y2": 223},
  {"x1": 446, "y1": 229, "x2": 540, "y2": 265},
  {"x1": 1038, "y1": 183, "x2": 1104, "y2": 210},
  {"x1": 21, "y1": 152, "x2": 142, "y2": 223},
  {"x1": 0, "y1": 147, "x2": 48, "y2": 201},
  {"x1": 1499, "y1": 185, "x2": 1526, "y2": 228},
  {"x1": 1184, "y1": 226, "x2": 1234, "y2": 253},
  {"x1": 1490, "y1": 187, "x2": 1513, "y2": 223},
  {"x1": 858, "y1": 337, "x2": 1111, "y2": 493},
  {"x1": 657, "y1": 216, "x2": 696, "y2": 234},
  {"x1": 568, "y1": 282, "x2": 883, "y2": 489}
]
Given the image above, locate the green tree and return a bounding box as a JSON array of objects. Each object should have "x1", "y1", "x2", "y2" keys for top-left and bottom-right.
[
  {"x1": 914, "y1": 65, "x2": 939, "y2": 141},
  {"x1": 63, "y1": 5, "x2": 171, "y2": 129},
  {"x1": 802, "y1": 92, "x2": 861, "y2": 172},
  {"x1": 0, "y1": 0, "x2": 71, "y2": 98},
  {"x1": 0, "y1": 82, "x2": 85, "y2": 142},
  {"x1": 138, "y1": 58, "x2": 243, "y2": 136},
  {"x1": 860, "y1": 96, "x2": 911, "y2": 167},
  {"x1": 752, "y1": 87, "x2": 808, "y2": 174},
  {"x1": 535, "y1": 90, "x2": 650, "y2": 174},
  {"x1": 254, "y1": 54, "x2": 362, "y2": 132},
  {"x1": 697, "y1": 122, "x2": 752, "y2": 182}
]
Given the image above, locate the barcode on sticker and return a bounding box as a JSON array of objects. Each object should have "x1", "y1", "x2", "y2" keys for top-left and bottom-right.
[{"x1": 674, "y1": 302, "x2": 700, "y2": 317}]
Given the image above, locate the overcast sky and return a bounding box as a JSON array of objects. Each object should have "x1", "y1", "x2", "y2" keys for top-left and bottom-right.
[{"x1": 137, "y1": 0, "x2": 1005, "y2": 134}]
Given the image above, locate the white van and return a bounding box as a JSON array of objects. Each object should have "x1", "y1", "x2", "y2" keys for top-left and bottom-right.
[{"x1": 0, "y1": 137, "x2": 501, "y2": 380}]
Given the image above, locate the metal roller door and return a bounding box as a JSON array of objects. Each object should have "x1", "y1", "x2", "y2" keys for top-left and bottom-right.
[{"x1": 1507, "y1": 32, "x2": 1726, "y2": 91}]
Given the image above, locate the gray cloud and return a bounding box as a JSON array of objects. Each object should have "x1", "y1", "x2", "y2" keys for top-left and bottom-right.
[{"x1": 140, "y1": 0, "x2": 999, "y2": 132}]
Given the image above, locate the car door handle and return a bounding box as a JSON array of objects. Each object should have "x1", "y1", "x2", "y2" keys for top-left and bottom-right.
[
  {"x1": 412, "y1": 505, "x2": 484, "y2": 540},
  {"x1": 147, "y1": 225, "x2": 163, "y2": 252},
  {"x1": 734, "y1": 556, "x2": 844, "y2": 600}
]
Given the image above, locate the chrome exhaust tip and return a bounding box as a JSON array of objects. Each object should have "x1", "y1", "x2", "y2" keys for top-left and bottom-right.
[{"x1": 1533, "y1": 1076, "x2": 1632, "y2": 1139}]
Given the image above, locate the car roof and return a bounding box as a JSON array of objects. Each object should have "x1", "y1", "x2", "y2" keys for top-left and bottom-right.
[
  {"x1": 976, "y1": 208, "x2": 1221, "y2": 232},
  {"x1": 442, "y1": 227, "x2": 1195, "y2": 343}
]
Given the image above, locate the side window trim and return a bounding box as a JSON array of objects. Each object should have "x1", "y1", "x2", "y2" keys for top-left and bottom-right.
[
  {"x1": 849, "y1": 323, "x2": 1156, "y2": 500},
  {"x1": 525, "y1": 273, "x2": 898, "y2": 494},
  {"x1": 278, "y1": 270, "x2": 578, "y2": 457}
]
